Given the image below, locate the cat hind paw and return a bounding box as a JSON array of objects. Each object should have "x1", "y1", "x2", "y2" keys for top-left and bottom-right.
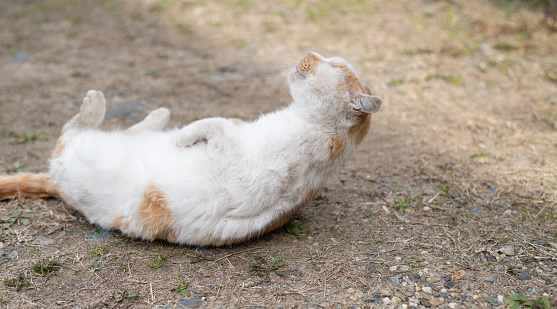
[{"x1": 76, "y1": 90, "x2": 106, "y2": 129}]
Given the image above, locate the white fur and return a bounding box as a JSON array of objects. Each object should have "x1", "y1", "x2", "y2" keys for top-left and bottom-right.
[{"x1": 50, "y1": 53, "x2": 382, "y2": 246}]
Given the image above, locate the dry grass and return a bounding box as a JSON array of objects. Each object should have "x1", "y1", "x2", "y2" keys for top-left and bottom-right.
[{"x1": 0, "y1": 0, "x2": 556, "y2": 307}]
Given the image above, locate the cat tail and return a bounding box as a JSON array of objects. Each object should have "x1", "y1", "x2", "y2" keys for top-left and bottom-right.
[{"x1": 0, "y1": 173, "x2": 59, "y2": 200}]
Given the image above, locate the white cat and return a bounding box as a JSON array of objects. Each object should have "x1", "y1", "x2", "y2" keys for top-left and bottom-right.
[{"x1": 0, "y1": 52, "x2": 382, "y2": 246}]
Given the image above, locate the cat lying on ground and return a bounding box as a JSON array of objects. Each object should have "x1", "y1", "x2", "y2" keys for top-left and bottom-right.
[{"x1": 0, "y1": 52, "x2": 382, "y2": 246}]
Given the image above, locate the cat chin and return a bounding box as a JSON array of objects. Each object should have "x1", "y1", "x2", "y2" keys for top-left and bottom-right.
[{"x1": 289, "y1": 66, "x2": 306, "y2": 81}]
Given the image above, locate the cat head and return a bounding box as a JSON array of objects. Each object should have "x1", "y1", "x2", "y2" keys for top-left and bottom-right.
[{"x1": 288, "y1": 52, "x2": 382, "y2": 116}]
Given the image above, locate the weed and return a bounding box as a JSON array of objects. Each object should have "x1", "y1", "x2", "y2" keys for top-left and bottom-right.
[
  {"x1": 504, "y1": 292, "x2": 550, "y2": 309},
  {"x1": 89, "y1": 244, "x2": 107, "y2": 256},
  {"x1": 387, "y1": 78, "x2": 404, "y2": 87},
  {"x1": 34, "y1": 260, "x2": 61, "y2": 277},
  {"x1": 174, "y1": 276, "x2": 191, "y2": 297},
  {"x1": 249, "y1": 256, "x2": 286, "y2": 280},
  {"x1": 393, "y1": 197, "x2": 413, "y2": 213},
  {"x1": 2, "y1": 210, "x2": 34, "y2": 228},
  {"x1": 87, "y1": 259, "x2": 102, "y2": 269},
  {"x1": 147, "y1": 250, "x2": 168, "y2": 269},
  {"x1": 4, "y1": 275, "x2": 31, "y2": 291},
  {"x1": 317, "y1": 192, "x2": 329, "y2": 202},
  {"x1": 0, "y1": 294, "x2": 7, "y2": 304},
  {"x1": 115, "y1": 290, "x2": 139, "y2": 303},
  {"x1": 439, "y1": 185, "x2": 450, "y2": 196},
  {"x1": 17, "y1": 132, "x2": 47, "y2": 144},
  {"x1": 285, "y1": 222, "x2": 301, "y2": 236}
]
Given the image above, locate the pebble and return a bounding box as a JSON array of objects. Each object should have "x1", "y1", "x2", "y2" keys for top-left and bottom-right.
[
  {"x1": 391, "y1": 296, "x2": 402, "y2": 305},
  {"x1": 261, "y1": 281, "x2": 274, "y2": 286},
  {"x1": 440, "y1": 289, "x2": 448, "y2": 298},
  {"x1": 497, "y1": 246, "x2": 515, "y2": 256},
  {"x1": 430, "y1": 299, "x2": 442, "y2": 306},
  {"x1": 389, "y1": 277, "x2": 400, "y2": 285},
  {"x1": 516, "y1": 272, "x2": 532, "y2": 280},
  {"x1": 420, "y1": 276, "x2": 426, "y2": 282},
  {"x1": 177, "y1": 299, "x2": 203, "y2": 308},
  {"x1": 11, "y1": 53, "x2": 29, "y2": 62},
  {"x1": 443, "y1": 281, "x2": 455, "y2": 289},
  {"x1": 201, "y1": 281, "x2": 216, "y2": 286},
  {"x1": 490, "y1": 298, "x2": 502, "y2": 307},
  {"x1": 380, "y1": 289, "x2": 392, "y2": 297},
  {"x1": 461, "y1": 294, "x2": 468, "y2": 302},
  {"x1": 423, "y1": 206, "x2": 431, "y2": 211},
  {"x1": 6, "y1": 251, "x2": 18, "y2": 260},
  {"x1": 397, "y1": 265, "x2": 411, "y2": 272},
  {"x1": 382, "y1": 297, "x2": 391, "y2": 305},
  {"x1": 422, "y1": 287, "x2": 433, "y2": 294},
  {"x1": 372, "y1": 293, "x2": 381, "y2": 298},
  {"x1": 420, "y1": 299, "x2": 432, "y2": 307},
  {"x1": 485, "y1": 276, "x2": 496, "y2": 283},
  {"x1": 31, "y1": 235, "x2": 54, "y2": 246},
  {"x1": 448, "y1": 303, "x2": 457, "y2": 309},
  {"x1": 494, "y1": 265, "x2": 505, "y2": 272}
]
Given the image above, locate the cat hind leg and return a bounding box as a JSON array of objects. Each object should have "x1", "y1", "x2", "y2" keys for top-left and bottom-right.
[
  {"x1": 62, "y1": 90, "x2": 106, "y2": 133},
  {"x1": 124, "y1": 107, "x2": 171, "y2": 134}
]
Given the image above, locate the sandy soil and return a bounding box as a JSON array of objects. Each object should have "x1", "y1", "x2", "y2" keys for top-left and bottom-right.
[{"x1": 0, "y1": 0, "x2": 556, "y2": 308}]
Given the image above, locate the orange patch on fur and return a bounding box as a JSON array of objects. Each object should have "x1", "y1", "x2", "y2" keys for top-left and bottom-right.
[
  {"x1": 328, "y1": 134, "x2": 347, "y2": 161},
  {"x1": 0, "y1": 173, "x2": 59, "y2": 200},
  {"x1": 348, "y1": 114, "x2": 371, "y2": 145},
  {"x1": 138, "y1": 184, "x2": 177, "y2": 242},
  {"x1": 52, "y1": 133, "x2": 66, "y2": 159},
  {"x1": 298, "y1": 53, "x2": 323, "y2": 76},
  {"x1": 332, "y1": 63, "x2": 364, "y2": 97}
]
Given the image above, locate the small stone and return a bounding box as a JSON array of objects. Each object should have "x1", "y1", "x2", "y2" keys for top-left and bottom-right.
[
  {"x1": 422, "y1": 287, "x2": 433, "y2": 294},
  {"x1": 449, "y1": 303, "x2": 457, "y2": 309},
  {"x1": 516, "y1": 272, "x2": 532, "y2": 280},
  {"x1": 319, "y1": 302, "x2": 330, "y2": 307},
  {"x1": 372, "y1": 293, "x2": 381, "y2": 298},
  {"x1": 391, "y1": 296, "x2": 402, "y2": 305},
  {"x1": 504, "y1": 209, "x2": 512, "y2": 215},
  {"x1": 497, "y1": 295, "x2": 504, "y2": 303},
  {"x1": 349, "y1": 295, "x2": 358, "y2": 301},
  {"x1": 545, "y1": 279, "x2": 552, "y2": 284},
  {"x1": 490, "y1": 298, "x2": 502, "y2": 307},
  {"x1": 177, "y1": 298, "x2": 203, "y2": 308},
  {"x1": 485, "y1": 276, "x2": 496, "y2": 283},
  {"x1": 397, "y1": 265, "x2": 411, "y2": 272},
  {"x1": 420, "y1": 299, "x2": 432, "y2": 307},
  {"x1": 6, "y1": 251, "x2": 18, "y2": 260},
  {"x1": 443, "y1": 281, "x2": 455, "y2": 289},
  {"x1": 389, "y1": 277, "x2": 400, "y2": 285},
  {"x1": 11, "y1": 53, "x2": 29, "y2": 62},
  {"x1": 261, "y1": 281, "x2": 274, "y2": 286},
  {"x1": 382, "y1": 297, "x2": 391, "y2": 305},
  {"x1": 32, "y1": 235, "x2": 54, "y2": 246},
  {"x1": 380, "y1": 289, "x2": 392, "y2": 297},
  {"x1": 497, "y1": 246, "x2": 515, "y2": 256},
  {"x1": 429, "y1": 299, "x2": 441, "y2": 306},
  {"x1": 201, "y1": 281, "x2": 216, "y2": 285},
  {"x1": 461, "y1": 294, "x2": 468, "y2": 302},
  {"x1": 420, "y1": 276, "x2": 426, "y2": 282},
  {"x1": 494, "y1": 265, "x2": 505, "y2": 272},
  {"x1": 423, "y1": 206, "x2": 431, "y2": 211}
]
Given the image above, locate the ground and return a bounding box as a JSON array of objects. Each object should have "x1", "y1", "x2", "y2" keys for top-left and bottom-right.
[{"x1": 0, "y1": 0, "x2": 556, "y2": 308}]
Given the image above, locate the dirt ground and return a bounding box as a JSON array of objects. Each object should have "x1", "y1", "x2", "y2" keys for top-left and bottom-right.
[{"x1": 0, "y1": 0, "x2": 556, "y2": 308}]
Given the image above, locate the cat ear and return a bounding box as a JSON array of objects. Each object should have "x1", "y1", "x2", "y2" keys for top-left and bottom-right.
[
  {"x1": 362, "y1": 83, "x2": 372, "y2": 95},
  {"x1": 350, "y1": 93, "x2": 382, "y2": 114}
]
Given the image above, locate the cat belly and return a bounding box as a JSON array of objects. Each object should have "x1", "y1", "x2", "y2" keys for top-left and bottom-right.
[{"x1": 49, "y1": 130, "x2": 213, "y2": 232}]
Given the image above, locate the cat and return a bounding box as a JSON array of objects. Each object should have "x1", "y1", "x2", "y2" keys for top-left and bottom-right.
[{"x1": 0, "y1": 52, "x2": 382, "y2": 246}]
